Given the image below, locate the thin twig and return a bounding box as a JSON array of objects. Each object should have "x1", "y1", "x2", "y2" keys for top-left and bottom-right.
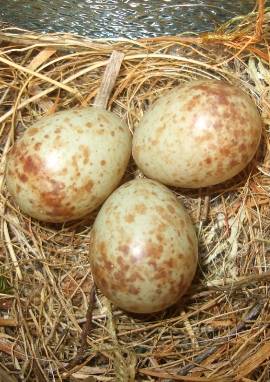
[
  {"x1": 80, "y1": 285, "x2": 96, "y2": 350},
  {"x1": 93, "y1": 50, "x2": 124, "y2": 109},
  {"x1": 64, "y1": 284, "x2": 96, "y2": 371}
]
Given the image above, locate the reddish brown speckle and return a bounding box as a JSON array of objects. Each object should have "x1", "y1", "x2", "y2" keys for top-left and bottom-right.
[
  {"x1": 148, "y1": 259, "x2": 158, "y2": 270},
  {"x1": 100, "y1": 160, "x2": 106, "y2": 166},
  {"x1": 119, "y1": 244, "x2": 129, "y2": 255},
  {"x1": 156, "y1": 233, "x2": 163, "y2": 242},
  {"x1": 34, "y1": 142, "x2": 42, "y2": 151},
  {"x1": 71, "y1": 155, "x2": 79, "y2": 172},
  {"x1": 81, "y1": 145, "x2": 90, "y2": 165},
  {"x1": 128, "y1": 272, "x2": 144, "y2": 282},
  {"x1": 135, "y1": 203, "x2": 146, "y2": 214},
  {"x1": 125, "y1": 214, "x2": 135, "y2": 223},
  {"x1": 205, "y1": 157, "x2": 212, "y2": 165},
  {"x1": 84, "y1": 180, "x2": 94, "y2": 192},
  {"x1": 156, "y1": 206, "x2": 172, "y2": 222},
  {"x1": 40, "y1": 178, "x2": 74, "y2": 218},
  {"x1": 238, "y1": 116, "x2": 246, "y2": 125},
  {"x1": 103, "y1": 258, "x2": 114, "y2": 271},
  {"x1": 239, "y1": 143, "x2": 247, "y2": 151},
  {"x1": 229, "y1": 159, "x2": 240, "y2": 167},
  {"x1": 113, "y1": 270, "x2": 125, "y2": 284},
  {"x1": 128, "y1": 285, "x2": 140, "y2": 295},
  {"x1": 116, "y1": 256, "x2": 129, "y2": 271},
  {"x1": 19, "y1": 173, "x2": 28, "y2": 183},
  {"x1": 53, "y1": 135, "x2": 62, "y2": 149},
  {"x1": 157, "y1": 222, "x2": 166, "y2": 233},
  {"x1": 23, "y1": 155, "x2": 40, "y2": 175},
  {"x1": 196, "y1": 132, "x2": 214, "y2": 143},
  {"x1": 156, "y1": 124, "x2": 166, "y2": 137},
  {"x1": 146, "y1": 243, "x2": 163, "y2": 260},
  {"x1": 177, "y1": 252, "x2": 184, "y2": 259},
  {"x1": 155, "y1": 267, "x2": 167, "y2": 280},
  {"x1": 219, "y1": 146, "x2": 231, "y2": 157},
  {"x1": 86, "y1": 122, "x2": 92, "y2": 128},
  {"x1": 208, "y1": 143, "x2": 217, "y2": 151},
  {"x1": 192, "y1": 82, "x2": 230, "y2": 106},
  {"x1": 186, "y1": 94, "x2": 200, "y2": 111},
  {"x1": 98, "y1": 241, "x2": 107, "y2": 256},
  {"x1": 164, "y1": 258, "x2": 176, "y2": 268}
]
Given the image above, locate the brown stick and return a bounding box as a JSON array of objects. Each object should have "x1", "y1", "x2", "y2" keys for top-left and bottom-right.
[
  {"x1": 64, "y1": 284, "x2": 96, "y2": 372},
  {"x1": 0, "y1": 339, "x2": 25, "y2": 360},
  {"x1": 0, "y1": 318, "x2": 18, "y2": 327},
  {"x1": 201, "y1": 195, "x2": 210, "y2": 223},
  {"x1": 80, "y1": 285, "x2": 96, "y2": 350},
  {"x1": 93, "y1": 50, "x2": 124, "y2": 109}
]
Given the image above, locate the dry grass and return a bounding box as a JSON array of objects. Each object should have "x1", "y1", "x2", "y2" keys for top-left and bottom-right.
[{"x1": 0, "y1": 1, "x2": 270, "y2": 381}]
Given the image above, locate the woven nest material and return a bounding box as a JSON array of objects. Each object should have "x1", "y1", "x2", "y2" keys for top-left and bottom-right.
[{"x1": 0, "y1": 1, "x2": 270, "y2": 381}]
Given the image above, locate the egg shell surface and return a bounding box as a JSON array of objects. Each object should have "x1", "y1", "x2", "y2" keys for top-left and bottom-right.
[
  {"x1": 89, "y1": 178, "x2": 198, "y2": 314},
  {"x1": 6, "y1": 107, "x2": 131, "y2": 222},
  {"x1": 132, "y1": 80, "x2": 262, "y2": 188}
]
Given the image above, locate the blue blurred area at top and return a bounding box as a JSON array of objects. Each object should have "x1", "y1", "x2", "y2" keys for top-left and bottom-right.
[{"x1": 0, "y1": 0, "x2": 265, "y2": 39}]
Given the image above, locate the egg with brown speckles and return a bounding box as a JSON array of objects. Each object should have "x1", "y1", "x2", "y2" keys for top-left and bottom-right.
[
  {"x1": 6, "y1": 108, "x2": 131, "y2": 222},
  {"x1": 89, "y1": 178, "x2": 198, "y2": 314},
  {"x1": 132, "y1": 80, "x2": 262, "y2": 188}
]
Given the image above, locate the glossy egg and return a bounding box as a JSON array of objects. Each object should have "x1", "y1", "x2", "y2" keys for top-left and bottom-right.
[
  {"x1": 6, "y1": 108, "x2": 131, "y2": 222},
  {"x1": 132, "y1": 80, "x2": 262, "y2": 188},
  {"x1": 89, "y1": 178, "x2": 198, "y2": 314}
]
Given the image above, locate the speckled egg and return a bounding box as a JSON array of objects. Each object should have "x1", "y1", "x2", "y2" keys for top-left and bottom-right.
[
  {"x1": 89, "y1": 178, "x2": 198, "y2": 314},
  {"x1": 6, "y1": 107, "x2": 131, "y2": 222},
  {"x1": 132, "y1": 80, "x2": 262, "y2": 188}
]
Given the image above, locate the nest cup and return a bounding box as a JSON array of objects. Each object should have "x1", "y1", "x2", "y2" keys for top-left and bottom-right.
[{"x1": 0, "y1": 2, "x2": 270, "y2": 381}]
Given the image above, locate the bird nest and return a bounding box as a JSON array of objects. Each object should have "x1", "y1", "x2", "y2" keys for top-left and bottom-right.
[{"x1": 0, "y1": 1, "x2": 270, "y2": 381}]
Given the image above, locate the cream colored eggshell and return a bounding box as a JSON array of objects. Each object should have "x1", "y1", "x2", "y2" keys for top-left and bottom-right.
[
  {"x1": 89, "y1": 178, "x2": 198, "y2": 314},
  {"x1": 132, "y1": 80, "x2": 262, "y2": 188},
  {"x1": 6, "y1": 107, "x2": 131, "y2": 222}
]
